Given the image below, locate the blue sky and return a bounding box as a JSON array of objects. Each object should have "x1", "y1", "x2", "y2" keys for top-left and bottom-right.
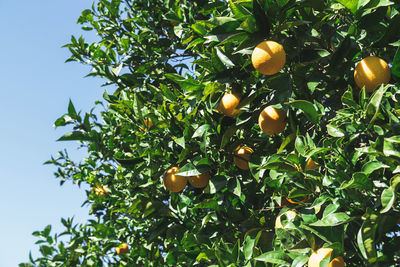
[{"x1": 0, "y1": 1, "x2": 106, "y2": 265}]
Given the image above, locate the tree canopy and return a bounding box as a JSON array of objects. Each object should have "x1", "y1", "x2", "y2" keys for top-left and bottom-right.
[{"x1": 22, "y1": 0, "x2": 400, "y2": 266}]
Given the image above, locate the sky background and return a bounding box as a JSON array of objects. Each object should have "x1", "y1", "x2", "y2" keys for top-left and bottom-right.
[{"x1": 0, "y1": 1, "x2": 106, "y2": 266}]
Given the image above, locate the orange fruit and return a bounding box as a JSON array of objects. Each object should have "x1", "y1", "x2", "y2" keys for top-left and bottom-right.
[
  {"x1": 115, "y1": 243, "x2": 129, "y2": 255},
  {"x1": 93, "y1": 185, "x2": 109, "y2": 198},
  {"x1": 216, "y1": 92, "x2": 241, "y2": 117},
  {"x1": 234, "y1": 146, "x2": 254, "y2": 170},
  {"x1": 163, "y1": 167, "x2": 187, "y2": 192},
  {"x1": 329, "y1": 257, "x2": 345, "y2": 267},
  {"x1": 188, "y1": 172, "x2": 211, "y2": 188},
  {"x1": 354, "y1": 56, "x2": 391, "y2": 92},
  {"x1": 275, "y1": 210, "x2": 297, "y2": 229},
  {"x1": 252, "y1": 40, "x2": 286, "y2": 75},
  {"x1": 305, "y1": 158, "x2": 318, "y2": 171},
  {"x1": 308, "y1": 248, "x2": 344, "y2": 267},
  {"x1": 258, "y1": 106, "x2": 286, "y2": 135}
]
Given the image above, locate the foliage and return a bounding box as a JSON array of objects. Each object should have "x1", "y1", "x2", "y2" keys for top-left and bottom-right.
[{"x1": 22, "y1": 0, "x2": 400, "y2": 266}]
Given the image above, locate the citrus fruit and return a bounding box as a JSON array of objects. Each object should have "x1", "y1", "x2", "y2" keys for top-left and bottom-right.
[
  {"x1": 329, "y1": 257, "x2": 345, "y2": 267},
  {"x1": 163, "y1": 167, "x2": 187, "y2": 192},
  {"x1": 308, "y1": 248, "x2": 333, "y2": 267},
  {"x1": 258, "y1": 106, "x2": 286, "y2": 135},
  {"x1": 305, "y1": 158, "x2": 318, "y2": 171},
  {"x1": 115, "y1": 243, "x2": 129, "y2": 255},
  {"x1": 354, "y1": 56, "x2": 391, "y2": 92},
  {"x1": 234, "y1": 146, "x2": 254, "y2": 170},
  {"x1": 308, "y1": 248, "x2": 344, "y2": 267},
  {"x1": 275, "y1": 210, "x2": 297, "y2": 229},
  {"x1": 252, "y1": 40, "x2": 286, "y2": 75},
  {"x1": 188, "y1": 172, "x2": 211, "y2": 188},
  {"x1": 93, "y1": 185, "x2": 109, "y2": 198},
  {"x1": 216, "y1": 92, "x2": 241, "y2": 117}
]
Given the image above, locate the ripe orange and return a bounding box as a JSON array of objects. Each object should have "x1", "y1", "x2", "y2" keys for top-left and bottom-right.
[
  {"x1": 275, "y1": 210, "x2": 297, "y2": 229},
  {"x1": 329, "y1": 257, "x2": 345, "y2": 267},
  {"x1": 216, "y1": 92, "x2": 241, "y2": 117},
  {"x1": 115, "y1": 243, "x2": 129, "y2": 255},
  {"x1": 163, "y1": 167, "x2": 187, "y2": 192},
  {"x1": 354, "y1": 56, "x2": 391, "y2": 92},
  {"x1": 93, "y1": 185, "x2": 109, "y2": 198},
  {"x1": 308, "y1": 248, "x2": 333, "y2": 267},
  {"x1": 305, "y1": 158, "x2": 318, "y2": 171},
  {"x1": 252, "y1": 40, "x2": 286, "y2": 75},
  {"x1": 234, "y1": 146, "x2": 254, "y2": 170},
  {"x1": 308, "y1": 248, "x2": 345, "y2": 267},
  {"x1": 188, "y1": 172, "x2": 211, "y2": 188},
  {"x1": 258, "y1": 106, "x2": 286, "y2": 135}
]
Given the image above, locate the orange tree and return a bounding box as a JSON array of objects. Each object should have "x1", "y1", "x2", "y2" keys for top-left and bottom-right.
[{"x1": 21, "y1": 0, "x2": 400, "y2": 266}]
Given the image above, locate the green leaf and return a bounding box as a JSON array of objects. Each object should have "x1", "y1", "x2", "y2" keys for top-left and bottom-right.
[
  {"x1": 173, "y1": 136, "x2": 185, "y2": 148},
  {"x1": 229, "y1": 0, "x2": 252, "y2": 20},
  {"x1": 309, "y1": 212, "x2": 352, "y2": 227},
  {"x1": 243, "y1": 230, "x2": 257, "y2": 261},
  {"x1": 340, "y1": 172, "x2": 371, "y2": 190},
  {"x1": 54, "y1": 114, "x2": 74, "y2": 128},
  {"x1": 390, "y1": 174, "x2": 400, "y2": 189},
  {"x1": 57, "y1": 131, "x2": 92, "y2": 142},
  {"x1": 249, "y1": 151, "x2": 267, "y2": 183},
  {"x1": 392, "y1": 47, "x2": 400, "y2": 79},
  {"x1": 207, "y1": 175, "x2": 227, "y2": 194},
  {"x1": 336, "y1": 0, "x2": 359, "y2": 14},
  {"x1": 68, "y1": 99, "x2": 78, "y2": 118},
  {"x1": 361, "y1": 161, "x2": 387, "y2": 174},
  {"x1": 295, "y1": 135, "x2": 308, "y2": 156},
  {"x1": 220, "y1": 125, "x2": 238, "y2": 149},
  {"x1": 362, "y1": 0, "x2": 394, "y2": 12},
  {"x1": 277, "y1": 133, "x2": 296, "y2": 154},
  {"x1": 327, "y1": 124, "x2": 345, "y2": 137},
  {"x1": 357, "y1": 210, "x2": 379, "y2": 262},
  {"x1": 383, "y1": 138, "x2": 400, "y2": 158},
  {"x1": 232, "y1": 178, "x2": 241, "y2": 197},
  {"x1": 252, "y1": 0, "x2": 270, "y2": 34},
  {"x1": 290, "y1": 255, "x2": 308, "y2": 267},
  {"x1": 330, "y1": 35, "x2": 351, "y2": 66},
  {"x1": 287, "y1": 100, "x2": 321, "y2": 125},
  {"x1": 254, "y1": 251, "x2": 291, "y2": 265},
  {"x1": 165, "y1": 73, "x2": 203, "y2": 92},
  {"x1": 385, "y1": 136, "x2": 400, "y2": 144},
  {"x1": 380, "y1": 188, "x2": 395, "y2": 213},
  {"x1": 239, "y1": 17, "x2": 257, "y2": 33},
  {"x1": 191, "y1": 22, "x2": 207, "y2": 35},
  {"x1": 193, "y1": 124, "x2": 211, "y2": 138},
  {"x1": 366, "y1": 84, "x2": 390, "y2": 128},
  {"x1": 215, "y1": 47, "x2": 235, "y2": 68},
  {"x1": 220, "y1": 32, "x2": 249, "y2": 46},
  {"x1": 177, "y1": 161, "x2": 211, "y2": 176},
  {"x1": 193, "y1": 199, "x2": 221, "y2": 211},
  {"x1": 160, "y1": 83, "x2": 177, "y2": 101},
  {"x1": 211, "y1": 48, "x2": 226, "y2": 72},
  {"x1": 342, "y1": 86, "x2": 359, "y2": 108}
]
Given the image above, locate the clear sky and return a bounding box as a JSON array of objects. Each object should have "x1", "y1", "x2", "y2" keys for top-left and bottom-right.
[{"x1": 0, "y1": 1, "x2": 106, "y2": 266}]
